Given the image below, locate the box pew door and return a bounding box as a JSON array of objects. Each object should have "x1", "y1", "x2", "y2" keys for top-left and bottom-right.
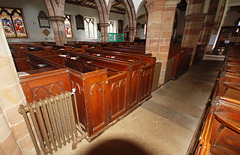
[
  {"x1": 139, "y1": 63, "x2": 155, "y2": 102},
  {"x1": 82, "y1": 69, "x2": 108, "y2": 137},
  {"x1": 129, "y1": 64, "x2": 141, "y2": 108},
  {"x1": 68, "y1": 69, "x2": 87, "y2": 130},
  {"x1": 106, "y1": 72, "x2": 129, "y2": 122}
]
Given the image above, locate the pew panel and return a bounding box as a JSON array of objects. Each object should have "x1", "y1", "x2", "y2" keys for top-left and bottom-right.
[
  {"x1": 107, "y1": 72, "x2": 129, "y2": 122},
  {"x1": 139, "y1": 63, "x2": 155, "y2": 101},
  {"x1": 81, "y1": 69, "x2": 108, "y2": 137},
  {"x1": 20, "y1": 68, "x2": 71, "y2": 103}
]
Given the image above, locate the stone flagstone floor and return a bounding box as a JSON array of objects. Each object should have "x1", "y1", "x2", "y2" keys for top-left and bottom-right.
[{"x1": 53, "y1": 60, "x2": 222, "y2": 155}]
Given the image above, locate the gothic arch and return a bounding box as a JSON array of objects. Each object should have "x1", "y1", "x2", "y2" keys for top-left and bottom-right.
[
  {"x1": 137, "y1": 0, "x2": 148, "y2": 20},
  {"x1": 44, "y1": 0, "x2": 66, "y2": 45},
  {"x1": 94, "y1": 0, "x2": 109, "y2": 43},
  {"x1": 108, "y1": 0, "x2": 136, "y2": 42}
]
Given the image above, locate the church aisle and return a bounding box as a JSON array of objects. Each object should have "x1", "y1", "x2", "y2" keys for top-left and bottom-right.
[{"x1": 53, "y1": 60, "x2": 223, "y2": 155}]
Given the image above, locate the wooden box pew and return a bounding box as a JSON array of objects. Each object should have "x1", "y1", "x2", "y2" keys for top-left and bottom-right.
[
  {"x1": 193, "y1": 81, "x2": 240, "y2": 154},
  {"x1": 84, "y1": 48, "x2": 156, "y2": 102},
  {"x1": 28, "y1": 45, "x2": 44, "y2": 51},
  {"x1": 85, "y1": 48, "x2": 153, "y2": 62},
  {"x1": 63, "y1": 44, "x2": 91, "y2": 53},
  {"x1": 103, "y1": 46, "x2": 146, "y2": 55},
  {"x1": 59, "y1": 51, "x2": 148, "y2": 108},
  {"x1": 63, "y1": 50, "x2": 155, "y2": 104},
  {"x1": 168, "y1": 47, "x2": 186, "y2": 79},
  {"x1": 27, "y1": 52, "x2": 130, "y2": 140},
  {"x1": 168, "y1": 47, "x2": 193, "y2": 79},
  {"x1": 211, "y1": 70, "x2": 240, "y2": 100},
  {"x1": 197, "y1": 97, "x2": 240, "y2": 155},
  {"x1": 85, "y1": 48, "x2": 152, "y2": 57},
  {"x1": 64, "y1": 59, "x2": 130, "y2": 140},
  {"x1": 121, "y1": 45, "x2": 145, "y2": 50},
  {"x1": 187, "y1": 46, "x2": 240, "y2": 155},
  {"x1": 193, "y1": 44, "x2": 205, "y2": 65},
  {"x1": 222, "y1": 62, "x2": 240, "y2": 74},
  {"x1": 42, "y1": 43, "x2": 65, "y2": 51},
  {"x1": 9, "y1": 43, "x2": 30, "y2": 59}
]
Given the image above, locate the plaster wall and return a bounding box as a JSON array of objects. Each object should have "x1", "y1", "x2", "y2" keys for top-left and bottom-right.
[
  {"x1": 0, "y1": 0, "x2": 55, "y2": 43},
  {"x1": 109, "y1": 12, "x2": 125, "y2": 33},
  {"x1": 1, "y1": 0, "x2": 126, "y2": 43},
  {"x1": 222, "y1": 9, "x2": 240, "y2": 26},
  {"x1": 136, "y1": 17, "x2": 146, "y2": 39}
]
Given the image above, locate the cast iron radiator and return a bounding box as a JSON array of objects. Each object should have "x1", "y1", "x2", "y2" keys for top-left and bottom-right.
[{"x1": 19, "y1": 91, "x2": 87, "y2": 155}]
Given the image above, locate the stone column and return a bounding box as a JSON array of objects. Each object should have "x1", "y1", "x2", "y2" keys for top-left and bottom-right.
[
  {"x1": 205, "y1": 0, "x2": 226, "y2": 53},
  {"x1": 0, "y1": 23, "x2": 35, "y2": 154},
  {"x1": 146, "y1": 0, "x2": 179, "y2": 85},
  {"x1": 199, "y1": 0, "x2": 219, "y2": 45},
  {"x1": 181, "y1": 0, "x2": 206, "y2": 65},
  {"x1": 129, "y1": 27, "x2": 136, "y2": 42},
  {"x1": 49, "y1": 16, "x2": 66, "y2": 46},
  {"x1": 99, "y1": 23, "x2": 109, "y2": 43}
]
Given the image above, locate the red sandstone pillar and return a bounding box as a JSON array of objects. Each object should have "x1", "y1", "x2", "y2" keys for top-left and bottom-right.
[
  {"x1": 181, "y1": 0, "x2": 206, "y2": 65},
  {"x1": 49, "y1": 16, "x2": 66, "y2": 46},
  {"x1": 99, "y1": 23, "x2": 109, "y2": 43},
  {"x1": 129, "y1": 27, "x2": 136, "y2": 42},
  {"x1": 199, "y1": 0, "x2": 219, "y2": 46},
  {"x1": 44, "y1": 0, "x2": 66, "y2": 46},
  {"x1": 205, "y1": 0, "x2": 226, "y2": 53},
  {"x1": 146, "y1": 0, "x2": 179, "y2": 85}
]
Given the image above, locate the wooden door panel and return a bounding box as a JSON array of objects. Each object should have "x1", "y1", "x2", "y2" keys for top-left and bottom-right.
[
  {"x1": 68, "y1": 69, "x2": 86, "y2": 129},
  {"x1": 89, "y1": 82, "x2": 105, "y2": 131},
  {"x1": 82, "y1": 69, "x2": 108, "y2": 136},
  {"x1": 139, "y1": 64, "x2": 154, "y2": 101},
  {"x1": 107, "y1": 72, "x2": 128, "y2": 121},
  {"x1": 129, "y1": 69, "x2": 140, "y2": 108}
]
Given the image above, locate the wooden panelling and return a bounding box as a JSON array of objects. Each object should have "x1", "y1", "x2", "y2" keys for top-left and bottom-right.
[
  {"x1": 82, "y1": 69, "x2": 108, "y2": 136},
  {"x1": 107, "y1": 72, "x2": 129, "y2": 121},
  {"x1": 20, "y1": 68, "x2": 71, "y2": 103}
]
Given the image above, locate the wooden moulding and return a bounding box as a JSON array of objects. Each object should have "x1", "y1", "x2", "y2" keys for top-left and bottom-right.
[
  {"x1": 187, "y1": 45, "x2": 240, "y2": 155},
  {"x1": 18, "y1": 48, "x2": 155, "y2": 143}
]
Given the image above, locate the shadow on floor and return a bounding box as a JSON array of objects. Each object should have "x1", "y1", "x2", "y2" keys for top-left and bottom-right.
[{"x1": 85, "y1": 138, "x2": 150, "y2": 155}]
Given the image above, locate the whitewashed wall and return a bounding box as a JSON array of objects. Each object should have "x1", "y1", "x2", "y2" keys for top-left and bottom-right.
[
  {"x1": 64, "y1": 3, "x2": 100, "y2": 42},
  {"x1": 223, "y1": 9, "x2": 240, "y2": 26},
  {"x1": 0, "y1": 0, "x2": 55, "y2": 43},
  {"x1": 109, "y1": 12, "x2": 125, "y2": 33},
  {"x1": 1, "y1": 0, "x2": 126, "y2": 43},
  {"x1": 136, "y1": 6, "x2": 146, "y2": 39}
]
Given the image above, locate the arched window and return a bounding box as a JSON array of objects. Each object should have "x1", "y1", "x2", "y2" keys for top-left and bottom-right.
[
  {"x1": 84, "y1": 17, "x2": 95, "y2": 38},
  {"x1": 108, "y1": 20, "x2": 116, "y2": 33},
  {"x1": 64, "y1": 15, "x2": 72, "y2": 38},
  {"x1": 0, "y1": 7, "x2": 27, "y2": 38}
]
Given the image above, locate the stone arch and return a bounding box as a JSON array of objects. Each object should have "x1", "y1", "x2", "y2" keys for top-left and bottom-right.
[
  {"x1": 137, "y1": 0, "x2": 148, "y2": 20},
  {"x1": 136, "y1": 0, "x2": 148, "y2": 40},
  {"x1": 95, "y1": 0, "x2": 109, "y2": 43},
  {"x1": 108, "y1": 0, "x2": 136, "y2": 42},
  {"x1": 44, "y1": 0, "x2": 66, "y2": 45}
]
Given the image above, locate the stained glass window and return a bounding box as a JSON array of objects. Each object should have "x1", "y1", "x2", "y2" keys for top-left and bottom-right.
[
  {"x1": 64, "y1": 15, "x2": 72, "y2": 38},
  {"x1": 0, "y1": 7, "x2": 27, "y2": 38},
  {"x1": 108, "y1": 20, "x2": 115, "y2": 33},
  {"x1": 84, "y1": 17, "x2": 95, "y2": 38}
]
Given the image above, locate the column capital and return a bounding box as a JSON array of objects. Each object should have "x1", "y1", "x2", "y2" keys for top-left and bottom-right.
[
  {"x1": 129, "y1": 27, "x2": 136, "y2": 30},
  {"x1": 48, "y1": 16, "x2": 64, "y2": 22},
  {"x1": 146, "y1": 0, "x2": 179, "y2": 10},
  {"x1": 185, "y1": 13, "x2": 207, "y2": 22},
  {"x1": 99, "y1": 23, "x2": 109, "y2": 27}
]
